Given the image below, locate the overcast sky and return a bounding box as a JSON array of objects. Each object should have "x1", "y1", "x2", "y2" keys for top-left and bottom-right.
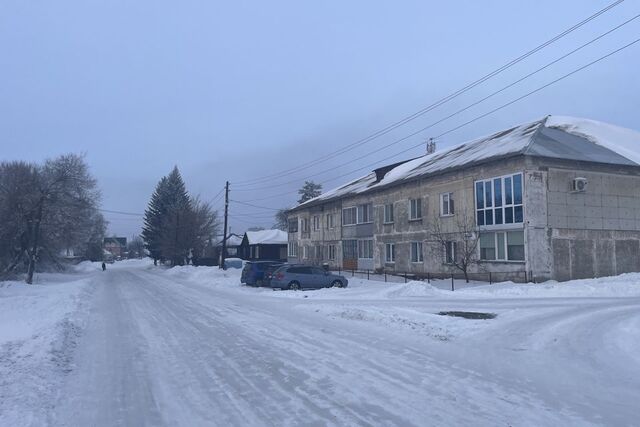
[{"x1": 2, "y1": 0, "x2": 639, "y2": 238}]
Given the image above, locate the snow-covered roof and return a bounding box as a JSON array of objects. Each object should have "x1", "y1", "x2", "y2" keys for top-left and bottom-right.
[
  {"x1": 294, "y1": 116, "x2": 640, "y2": 210},
  {"x1": 219, "y1": 233, "x2": 243, "y2": 247},
  {"x1": 245, "y1": 229, "x2": 288, "y2": 245}
]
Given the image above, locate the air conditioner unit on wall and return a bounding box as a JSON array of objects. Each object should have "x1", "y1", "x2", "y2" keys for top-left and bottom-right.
[{"x1": 572, "y1": 177, "x2": 588, "y2": 192}]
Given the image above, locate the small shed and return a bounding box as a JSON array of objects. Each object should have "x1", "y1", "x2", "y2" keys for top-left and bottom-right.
[{"x1": 239, "y1": 230, "x2": 287, "y2": 261}]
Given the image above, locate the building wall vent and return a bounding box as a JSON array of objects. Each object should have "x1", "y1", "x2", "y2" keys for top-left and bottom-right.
[{"x1": 572, "y1": 177, "x2": 588, "y2": 192}]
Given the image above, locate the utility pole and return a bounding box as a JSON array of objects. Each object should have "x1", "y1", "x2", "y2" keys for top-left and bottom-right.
[{"x1": 220, "y1": 181, "x2": 229, "y2": 269}]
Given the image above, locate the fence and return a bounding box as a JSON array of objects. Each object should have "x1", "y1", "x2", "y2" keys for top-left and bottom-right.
[{"x1": 326, "y1": 267, "x2": 534, "y2": 290}]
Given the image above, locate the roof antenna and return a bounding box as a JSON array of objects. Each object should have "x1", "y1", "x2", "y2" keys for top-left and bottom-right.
[{"x1": 426, "y1": 137, "x2": 436, "y2": 154}]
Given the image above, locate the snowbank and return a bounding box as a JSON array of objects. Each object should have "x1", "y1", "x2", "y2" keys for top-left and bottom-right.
[{"x1": 0, "y1": 275, "x2": 94, "y2": 426}]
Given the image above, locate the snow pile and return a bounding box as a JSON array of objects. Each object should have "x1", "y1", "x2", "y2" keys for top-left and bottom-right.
[
  {"x1": 74, "y1": 261, "x2": 102, "y2": 273},
  {"x1": 457, "y1": 273, "x2": 640, "y2": 298},
  {"x1": 0, "y1": 275, "x2": 93, "y2": 426}
]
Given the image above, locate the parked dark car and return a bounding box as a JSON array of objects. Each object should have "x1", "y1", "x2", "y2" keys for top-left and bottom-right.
[
  {"x1": 269, "y1": 265, "x2": 348, "y2": 290},
  {"x1": 262, "y1": 262, "x2": 287, "y2": 287},
  {"x1": 241, "y1": 261, "x2": 285, "y2": 287}
]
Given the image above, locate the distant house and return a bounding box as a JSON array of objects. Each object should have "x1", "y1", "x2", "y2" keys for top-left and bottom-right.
[
  {"x1": 239, "y1": 230, "x2": 287, "y2": 261},
  {"x1": 103, "y1": 237, "x2": 127, "y2": 260},
  {"x1": 221, "y1": 233, "x2": 243, "y2": 258}
]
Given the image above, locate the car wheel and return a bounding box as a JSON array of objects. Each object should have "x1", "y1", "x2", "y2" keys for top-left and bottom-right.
[
  {"x1": 331, "y1": 280, "x2": 344, "y2": 288},
  {"x1": 289, "y1": 281, "x2": 301, "y2": 291}
]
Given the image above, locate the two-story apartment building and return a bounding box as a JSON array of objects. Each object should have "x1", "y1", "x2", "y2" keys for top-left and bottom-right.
[{"x1": 286, "y1": 116, "x2": 640, "y2": 282}]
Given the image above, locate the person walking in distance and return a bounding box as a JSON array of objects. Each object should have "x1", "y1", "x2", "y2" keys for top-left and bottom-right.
[{"x1": 102, "y1": 262, "x2": 106, "y2": 271}]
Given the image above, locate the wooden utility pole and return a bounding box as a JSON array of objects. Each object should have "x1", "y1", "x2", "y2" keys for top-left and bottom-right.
[{"x1": 220, "y1": 181, "x2": 229, "y2": 269}]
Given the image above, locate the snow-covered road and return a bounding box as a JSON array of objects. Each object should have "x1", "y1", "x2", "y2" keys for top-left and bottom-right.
[{"x1": 3, "y1": 261, "x2": 640, "y2": 426}]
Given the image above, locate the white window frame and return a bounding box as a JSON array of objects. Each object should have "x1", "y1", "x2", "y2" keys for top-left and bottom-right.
[
  {"x1": 410, "y1": 241, "x2": 424, "y2": 263},
  {"x1": 312, "y1": 215, "x2": 320, "y2": 231},
  {"x1": 440, "y1": 192, "x2": 454, "y2": 217},
  {"x1": 409, "y1": 198, "x2": 422, "y2": 221},
  {"x1": 479, "y1": 230, "x2": 525, "y2": 262},
  {"x1": 475, "y1": 173, "x2": 523, "y2": 228},
  {"x1": 303, "y1": 245, "x2": 308, "y2": 259},
  {"x1": 384, "y1": 203, "x2": 394, "y2": 224},
  {"x1": 357, "y1": 239, "x2": 373, "y2": 259},
  {"x1": 287, "y1": 242, "x2": 298, "y2": 257},
  {"x1": 357, "y1": 204, "x2": 373, "y2": 224},
  {"x1": 342, "y1": 206, "x2": 357, "y2": 226},
  {"x1": 385, "y1": 243, "x2": 395, "y2": 263},
  {"x1": 300, "y1": 217, "x2": 309, "y2": 232}
]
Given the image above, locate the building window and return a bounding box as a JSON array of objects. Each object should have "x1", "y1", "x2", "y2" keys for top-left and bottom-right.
[
  {"x1": 287, "y1": 242, "x2": 298, "y2": 257},
  {"x1": 440, "y1": 192, "x2": 455, "y2": 216},
  {"x1": 479, "y1": 231, "x2": 524, "y2": 261},
  {"x1": 300, "y1": 218, "x2": 309, "y2": 232},
  {"x1": 303, "y1": 245, "x2": 308, "y2": 259},
  {"x1": 409, "y1": 198, "x2": 422, "y2": 220},
  {"x1": 410, "y1": 241, "x2": 423, "y2": 263},
  {"x1": 327, "y1": 245, "x2": 336, "y2": 260},
  {"x1": 384, "y1": 203, "x2": 394, "y2": 223},
  {"x1": 342, "y1": 239, "x2": 357, "y2": 259},
  {"x1": 288, "y1": 218, "x2": 298, "y2": 233},
  {"x1": 385, "y1": 243, "x2": 395, "y2": 263},
  {"x1": 357, "y1": 204, "x2": 373, "y2": 224},
  {"x1": 313, "y1": 215, "x2": 320, "y2": 231},
  {"x1": 326, "y1": 213, "x2": 335, "y2": 229},
  {"x1": 476, "y1": 173, "x2": 523, "y2": 226},
  {"x1": 445, "y1": 241, "x2": 457, "y2": 264},
  {"x1": 342, "y1": 207, "x2": 357, "y2": 226},
  {"x1": 357, "y1": 239, "x2": 373, "y2": 259}
]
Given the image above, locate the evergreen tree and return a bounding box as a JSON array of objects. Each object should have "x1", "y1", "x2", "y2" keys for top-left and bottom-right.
[
  {"x1": 142, "y1": 176, "x2": 169, "y2": 264},
  {"x1": 297, "y1": 181, "x2": 322, "y2": 204}
]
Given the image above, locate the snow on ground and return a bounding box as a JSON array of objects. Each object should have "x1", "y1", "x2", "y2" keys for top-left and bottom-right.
[
  {"x1": 0, "y1": 270, "x2": 95, "y2": 426},
  {"x1": 1, "y1": 260, "x2": 639, "y2": 426}
]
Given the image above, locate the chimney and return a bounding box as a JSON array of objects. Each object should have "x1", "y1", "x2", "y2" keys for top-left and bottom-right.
[{"x1": 426, "y1": 137, "x2": 436, "y2": 154}]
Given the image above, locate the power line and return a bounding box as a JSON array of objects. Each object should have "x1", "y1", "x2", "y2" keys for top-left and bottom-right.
[
  {"x1": 231, "y1": 0, "x2": 624, "y2": 187},
  {"x1": 230, "y1": 199, "x2": 282, "y2": 211},
  {"x1": 232, "y1": 12, "x2": 640, "y2": 194},
  {"x1": 236, "y1": 36, "x2": 640, "y2": 206},
  {"x1": 100, "y1": 209, "x2": 144, "y2": 217}
]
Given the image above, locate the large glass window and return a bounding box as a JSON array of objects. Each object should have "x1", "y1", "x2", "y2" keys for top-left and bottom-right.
[
  {"x1": 410, "y1": 241, "x2": 424, "y2": 263},
  {"x1": 409, "y1": 198, "x2": 422, "y2": 220},
  {"x1": 479, "y1": 231, "x2": 525, "y2": 261},
  {"x1": 476, "y1": 173, "x2": 523, "y2": 226},
  {"x1": 384, "y1": 203, "x2": 394, "y2": 223},
  {"x1": 342, "y1": 207, "x2": 357, "y2": 226},
  {"x1": 357, "y1": 240, "x2": 373, "y2": 259}
]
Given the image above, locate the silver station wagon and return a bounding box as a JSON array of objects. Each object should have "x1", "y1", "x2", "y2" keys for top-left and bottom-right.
[{"x1": 269, "y1": 265, "x2": 348, "y2": 290}]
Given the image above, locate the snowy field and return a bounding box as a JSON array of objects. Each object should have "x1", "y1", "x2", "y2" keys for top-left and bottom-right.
[{"x1": 1, "y1": 259, "x2": 639, "y2": 426}]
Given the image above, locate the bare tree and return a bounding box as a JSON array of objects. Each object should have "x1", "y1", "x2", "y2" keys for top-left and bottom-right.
[
  {"x1": 0, "y1": 155, "x2": 103, "y2": 283},
  {"x1": 273, "y1": 208, "x2": 288, "y2": 231},
  {"x1": 127, "y1": 235, "x2": 145, "y2": 259},
  {"x1": 428, "y1": 208, "x2": 481, "y2": 283}
]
